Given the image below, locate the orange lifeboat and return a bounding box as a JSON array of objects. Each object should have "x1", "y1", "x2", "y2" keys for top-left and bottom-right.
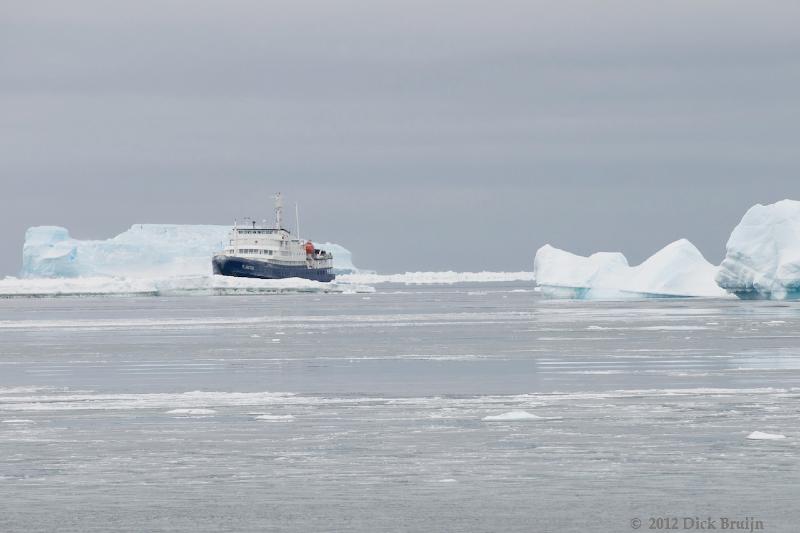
[{"x1": 304, "y1": 241, "x2": 315, "y2": 255}]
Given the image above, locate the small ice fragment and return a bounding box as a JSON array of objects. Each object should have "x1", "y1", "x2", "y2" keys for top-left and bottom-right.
[
  {"x1": 1, "y1": 419, "x2": 35, "y2": 424},
  {"x1": 437, "y1": 479, "x2": 457, "y2": 483},
  {"x1": 250, "y1": 334, "x2": 261, "y2": 338},
  {"x1": 746, "y1": 431, "x2": 786, "y2": 440},
  {"x1": 255, "y1": 414, "x2": 295, "y2": 421},
  {"x1": 271, "y1": 338, "x2": 281, "y2": 342},
  {"x1": 483, "y1": 410, "x2": 543, "y2": 421},
  {"x1": 166, "y1": 408, "x2": 216, "y2": 415}
]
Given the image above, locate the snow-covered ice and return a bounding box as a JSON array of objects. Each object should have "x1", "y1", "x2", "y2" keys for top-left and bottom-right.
[
  {"x1": 255, "y1": 414, "x2": 295, "y2": 421},
  {"x1": 0, "y1": 274, "x2": 374, "y2": 297},
  {"x1": 716, "y1": 200, "x2": 800, "y2": 300},
  {"x1": 339, "y1": 271, "x2": 535, "y2": 285},
  {"x1": 746, "y1": 431, "x2": 787, "y2": 440},
  {"x1": 20, "y1": 225, "x2": 359, "y2": 278},
  {"x1": 482, "y1": 410, "x2": 543, "y2": 421},
  {"x1": 166, "y1": 408, "x2": 217, "y2": 415},
  {"x1": 534, "y1": 239, "x2": 726, "y2": 299}
]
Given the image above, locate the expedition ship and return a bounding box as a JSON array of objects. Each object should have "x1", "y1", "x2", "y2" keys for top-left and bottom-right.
[{"x1": 212, "y1": 194, "x2": 335, "y2": 282}]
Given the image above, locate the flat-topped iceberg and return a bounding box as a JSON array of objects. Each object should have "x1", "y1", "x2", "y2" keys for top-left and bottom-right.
[
  {"x1": 20, "y1": 224, "x2": 359, "y2": 278},
  {"x1": 534, "y1": 239, "x2": 726, "y2": 299},
  {"x1": 716, "y1": 200, "x2": 800, "y2": 300}
]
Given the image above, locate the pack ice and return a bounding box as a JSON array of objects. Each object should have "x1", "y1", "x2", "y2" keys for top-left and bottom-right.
[
  {"x1": 715, "y1": 200, "x2": 800, "y2": 300},
  {"x1": 21, "y1": 224, "x2": 359, "y2": 278},
  {"x1": 533, "y1": 239, "x2": 726, "y2": 299}
]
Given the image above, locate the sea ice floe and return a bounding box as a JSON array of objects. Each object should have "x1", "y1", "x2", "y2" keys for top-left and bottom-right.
[
  {"x1": 338, "y1": 271, "x2": 535, "y2": 285},
  {"x1": 746, "y1": 431, "x2": 787, "y2": 440},
  {"x1": 482, "y1": 410, "x2": 544, "y2": 421},
  {"x1": 254, "y1": 414, "x2": 295, "y2": 421},
  {"x1": 166, "y1": 408, "x2": 217, "y2": 415},
  {"x1": 0, "y1": 275, "x2": 374, "y2": 298}
]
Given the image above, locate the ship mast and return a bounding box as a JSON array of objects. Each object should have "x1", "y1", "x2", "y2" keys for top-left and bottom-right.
[
  {"x1": 273, "y1": 192, "x2": 283, "y2": 230},
  {"x1": 295, "y1": 202, "x2": 301, "y2": 240}
]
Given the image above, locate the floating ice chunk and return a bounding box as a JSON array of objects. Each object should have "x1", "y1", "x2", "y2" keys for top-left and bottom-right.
[
  {"x1": 0, "y1": 275, "x2": 374, "y2": 298},
  {"x1": 746, "y1": 431, "x2": 787, "y2": 440},
  {"x1": 1, "y1": 419, "x2": 35, "y2": 424},
  {"x1": 534, "y1": 244, "x2": 629, "y2": 299},
  {"x1": 716, "y1": 200, "x2": 800, "y2": 299},
  {"x1": 254, "y1": 414, "x2": 295, "y2": 421},
  {"x1": 166, "y1": 408, "x2": 217, "y2": 415},
  {"x1": 534, "y1": 240, "x2": 726, "y2": 299},
  {"x1": 338, "y1": 271, "x2": 535, "y2": 285},
  {"x1": 482, "y1": 410, "x2": 544, "y2": 421},
  {"x1": 626, "y1": 239, "x2": 726, "y2": 297},
  {"x1": 20, "y1": 225, "x2": 359, "y2": 278}
]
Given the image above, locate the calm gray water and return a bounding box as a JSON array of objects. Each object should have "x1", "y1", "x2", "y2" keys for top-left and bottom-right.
[{"x1": 0, "y1": 283, "x2": 798, "y2": 532}]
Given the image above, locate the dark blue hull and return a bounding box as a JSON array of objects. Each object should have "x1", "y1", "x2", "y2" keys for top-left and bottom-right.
[{"x1": 212, "y1": 255, "x2": 335, "y2": 282}]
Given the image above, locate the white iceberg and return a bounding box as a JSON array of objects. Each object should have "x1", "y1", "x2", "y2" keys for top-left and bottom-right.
[
  {"x1": 746, "y1": 431, "x2": 787, "y2": 440},
  {"x1": 716, "y1": 200, "x2": 800, "y2": 300},
  {"x1": 533, "y1": 245, "x2": 629, "y2": 299},
  {"x1": 534, "y1": 239, "x2": 727, "y2": 299},
  {"x1": 22, "y1": 225, "x2": 230, "y2": 278},
  {"x1": 317, "y1": 242, "x2": 359, "y2": 274},
  {"x1": 20, "y1": 224, "x2": 359, "y2": 278}
]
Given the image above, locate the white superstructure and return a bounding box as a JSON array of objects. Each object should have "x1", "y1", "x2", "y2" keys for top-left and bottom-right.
[{"x1": 218, "y1": 193, "x2": 333, "y2": 270}]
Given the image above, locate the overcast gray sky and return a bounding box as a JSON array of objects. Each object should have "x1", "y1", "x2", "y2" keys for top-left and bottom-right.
[{"x1": 2, "y1": 0, "x2": 799, "y2": 274}]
